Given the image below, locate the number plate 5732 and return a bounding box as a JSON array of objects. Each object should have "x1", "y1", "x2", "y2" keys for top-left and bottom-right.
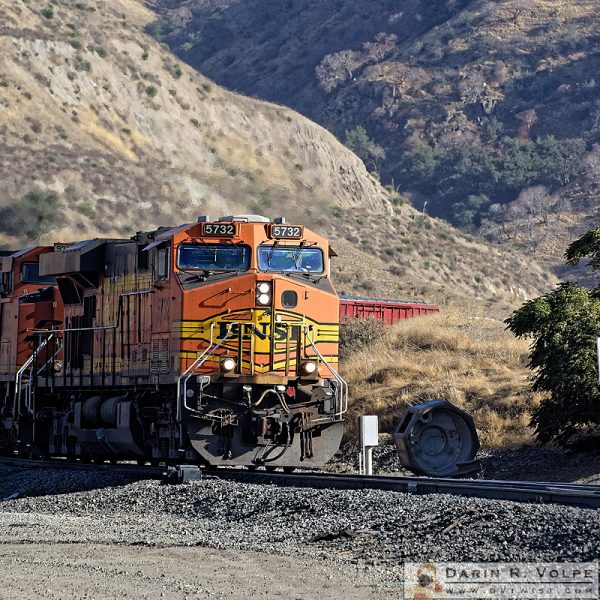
[
  {"x1": 202, "y1": 223, "x2": 237, "y2": 236},
  {"x1": 270, "y1": 225, "x2": 303, "y2": 239}
]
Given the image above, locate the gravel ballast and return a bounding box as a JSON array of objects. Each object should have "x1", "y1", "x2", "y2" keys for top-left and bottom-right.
[{"x1": 1, "y1": 465, "x2": 598, "y2": 578}]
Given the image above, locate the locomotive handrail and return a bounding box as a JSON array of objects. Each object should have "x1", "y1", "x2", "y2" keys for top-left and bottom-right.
[
  {"x1": 176, "y1": 323, "x2": 236, "y2": 437},
  {"x1": 14, "y1": 333, "x2": 56, "y2": 417},
  {"x1": 31, "y1": 325, "x2": 117, "y2": 334},
  {"x1": 301, "y1": 324, "x2": 348, "y2": 421},
  {"x1": 35, "y1": 338, "x2": 63, "y2": 376}
]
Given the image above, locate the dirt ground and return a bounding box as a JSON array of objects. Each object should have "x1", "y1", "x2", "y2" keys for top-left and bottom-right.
[{"x1": 0, "y1": 521, "x2": 394, "y2": 600}]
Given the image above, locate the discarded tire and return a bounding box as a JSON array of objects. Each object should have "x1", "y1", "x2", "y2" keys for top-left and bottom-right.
[{"x1": 393, "y1": 400, "x2": 480, "y2": 478}]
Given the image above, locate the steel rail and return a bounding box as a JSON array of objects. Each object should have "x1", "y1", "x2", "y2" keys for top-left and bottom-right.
[
  {"x1": 207, "y1": 470, "x2": 600, "y2": 509},
  {"x1": 0, "y1": 455, "x2": 599, "y2": 509}
]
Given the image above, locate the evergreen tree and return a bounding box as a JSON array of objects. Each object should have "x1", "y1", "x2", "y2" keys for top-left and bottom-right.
[{"x1": 506, "y1": 226, "x2": 600, "y2": 444}]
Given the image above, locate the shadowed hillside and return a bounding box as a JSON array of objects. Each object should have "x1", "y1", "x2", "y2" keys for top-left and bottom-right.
[{"x1": 151, "y1": 0, "x2": 600, "y2": 277}]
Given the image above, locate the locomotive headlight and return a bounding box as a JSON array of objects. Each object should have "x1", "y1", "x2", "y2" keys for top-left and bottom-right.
[
  {"x1": 256, "y1": 282, "x2": 271, "y2": 306},
  {"x1": 300, "y1": 360, "x2": 318, "y2": 376},
  {"x1": 221, "y1": 357, "x2": 236, "y2": 372},
  {"x1": 257, "y1": 293, "x2": 271, "y2": 306},
  {"x1": 53, "y1": 360, "x2": 63, "y2": 373}
]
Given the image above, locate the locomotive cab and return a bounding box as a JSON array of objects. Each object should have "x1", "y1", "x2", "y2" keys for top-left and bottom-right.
[{"x1": 166, "y1": 215, "x2": 345, "y2": 467}]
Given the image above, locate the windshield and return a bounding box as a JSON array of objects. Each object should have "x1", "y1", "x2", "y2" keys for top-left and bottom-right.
[
  {"x1": 178, "y1": 244, "x2": 251, "y2": 272},
  {"x1": 257, "y1": 246, "x2": 324, "y2": 273}
]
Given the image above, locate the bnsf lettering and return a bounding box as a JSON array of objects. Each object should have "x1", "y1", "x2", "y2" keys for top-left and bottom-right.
[{"x1": 218, "y1": 323, "x2": 299, "y2": 342}]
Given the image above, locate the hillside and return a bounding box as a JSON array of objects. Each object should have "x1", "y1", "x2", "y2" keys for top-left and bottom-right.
[
  {"x1": 151, "y1": 0, "x2": 600, "y2": 277},
  {"x1": 0, "y1": 0, "x2": 556, "y2": 309},
  {"x1": 0, "y1": 0, "x2": 389, "y2": 235}
]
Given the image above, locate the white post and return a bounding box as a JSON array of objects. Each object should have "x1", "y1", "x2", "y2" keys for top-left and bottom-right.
[
  {"x1": 365, "y1": 446, "x2": 373, "y2": 476},
  {"x1": 359, "y1": 415, "x2": 379, "y2": 476}
]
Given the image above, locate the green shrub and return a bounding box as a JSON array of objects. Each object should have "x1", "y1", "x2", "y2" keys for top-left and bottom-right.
[
  {"x1": 343, "y1": 126, "x2": 372, "y2": 162},
  {"x1": 259, "y1": 191, "x2": 272, "y2": 207},
  {"x1": 506, "y1": 227, "x2": 600, "y2": 444},
  {"x1": 0, "y1": 190, "x2": 64, "y2": 241},
  {"x1": 399, "y1": 136, "x2": 586, "y2": 225},
  {"x1": 75, "y1": 201, "x2": 95, "y2": 217},
  {"x1": 74, "y1": 55, "x2": 91, "y2": 72},
  {"x1": 145, "y1": 85, "x2": 158, "y2": 97},
  {"x1": 452, "y1": 194, "x2": 490, "y2": 226},
  {"x1": 391, "y1": 194, "x2": 406, "y2": 206},
  {"x1": 389, "y1": 264, "x2": 406, "y2": 277}
]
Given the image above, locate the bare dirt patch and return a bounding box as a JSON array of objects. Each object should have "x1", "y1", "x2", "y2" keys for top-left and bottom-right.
[{"x1": 0, "y1": 542, "x2": 385, "y2": 600}]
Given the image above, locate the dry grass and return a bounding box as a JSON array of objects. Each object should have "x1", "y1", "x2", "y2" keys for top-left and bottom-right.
[{"x1": 339, "y1": 306, "x2": 544, "y2": 449}]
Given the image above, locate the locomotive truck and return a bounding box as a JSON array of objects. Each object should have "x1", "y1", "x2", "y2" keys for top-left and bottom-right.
[{"x1": 0, "y1": 215, "x2": 345, "y2": 469}]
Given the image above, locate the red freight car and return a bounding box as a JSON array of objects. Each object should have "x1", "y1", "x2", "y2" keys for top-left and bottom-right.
[{"x1": 339, "y1": 296, "x2": 439, "y2": 325}]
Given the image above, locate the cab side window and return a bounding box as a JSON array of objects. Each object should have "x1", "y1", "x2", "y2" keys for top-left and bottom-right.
[
  {"x1": 156, "y1": 247, "x2": 170, "y2": 280},
  {"x1": 0, "y1": 271, "x2": 13, "y2": 295},
  {"x1": 21, "y1": 262, "x2": 56, "y2": 284}
]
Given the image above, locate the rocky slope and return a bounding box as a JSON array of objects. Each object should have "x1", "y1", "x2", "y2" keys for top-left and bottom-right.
[
  {"x1": 152, "y1": 0, "x2": 600, "y2": 277},
  {"x1": 0, "y1": 0, "x2": 555, "y2": 306},
  {"x1": 0, "y1": 0, "x2": 389, "y2": 235}
]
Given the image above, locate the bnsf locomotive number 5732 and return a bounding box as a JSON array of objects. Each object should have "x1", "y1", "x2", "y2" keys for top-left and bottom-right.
[{"x1": 0, "y1": 215, "x2": 346, "y2": 469}]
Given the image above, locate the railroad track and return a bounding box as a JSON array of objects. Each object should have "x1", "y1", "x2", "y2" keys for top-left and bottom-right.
[{"x1": 1, "y1": 455, "x2": 599, "y2": 509}]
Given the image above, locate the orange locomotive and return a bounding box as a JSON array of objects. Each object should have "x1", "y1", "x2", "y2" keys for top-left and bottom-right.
[
  {"x1": 0, "y1": 246, "x2": 64, "y2": 451},
  {"x1": 0, "y1": 215, "x2": 346, "y2": 468}
]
